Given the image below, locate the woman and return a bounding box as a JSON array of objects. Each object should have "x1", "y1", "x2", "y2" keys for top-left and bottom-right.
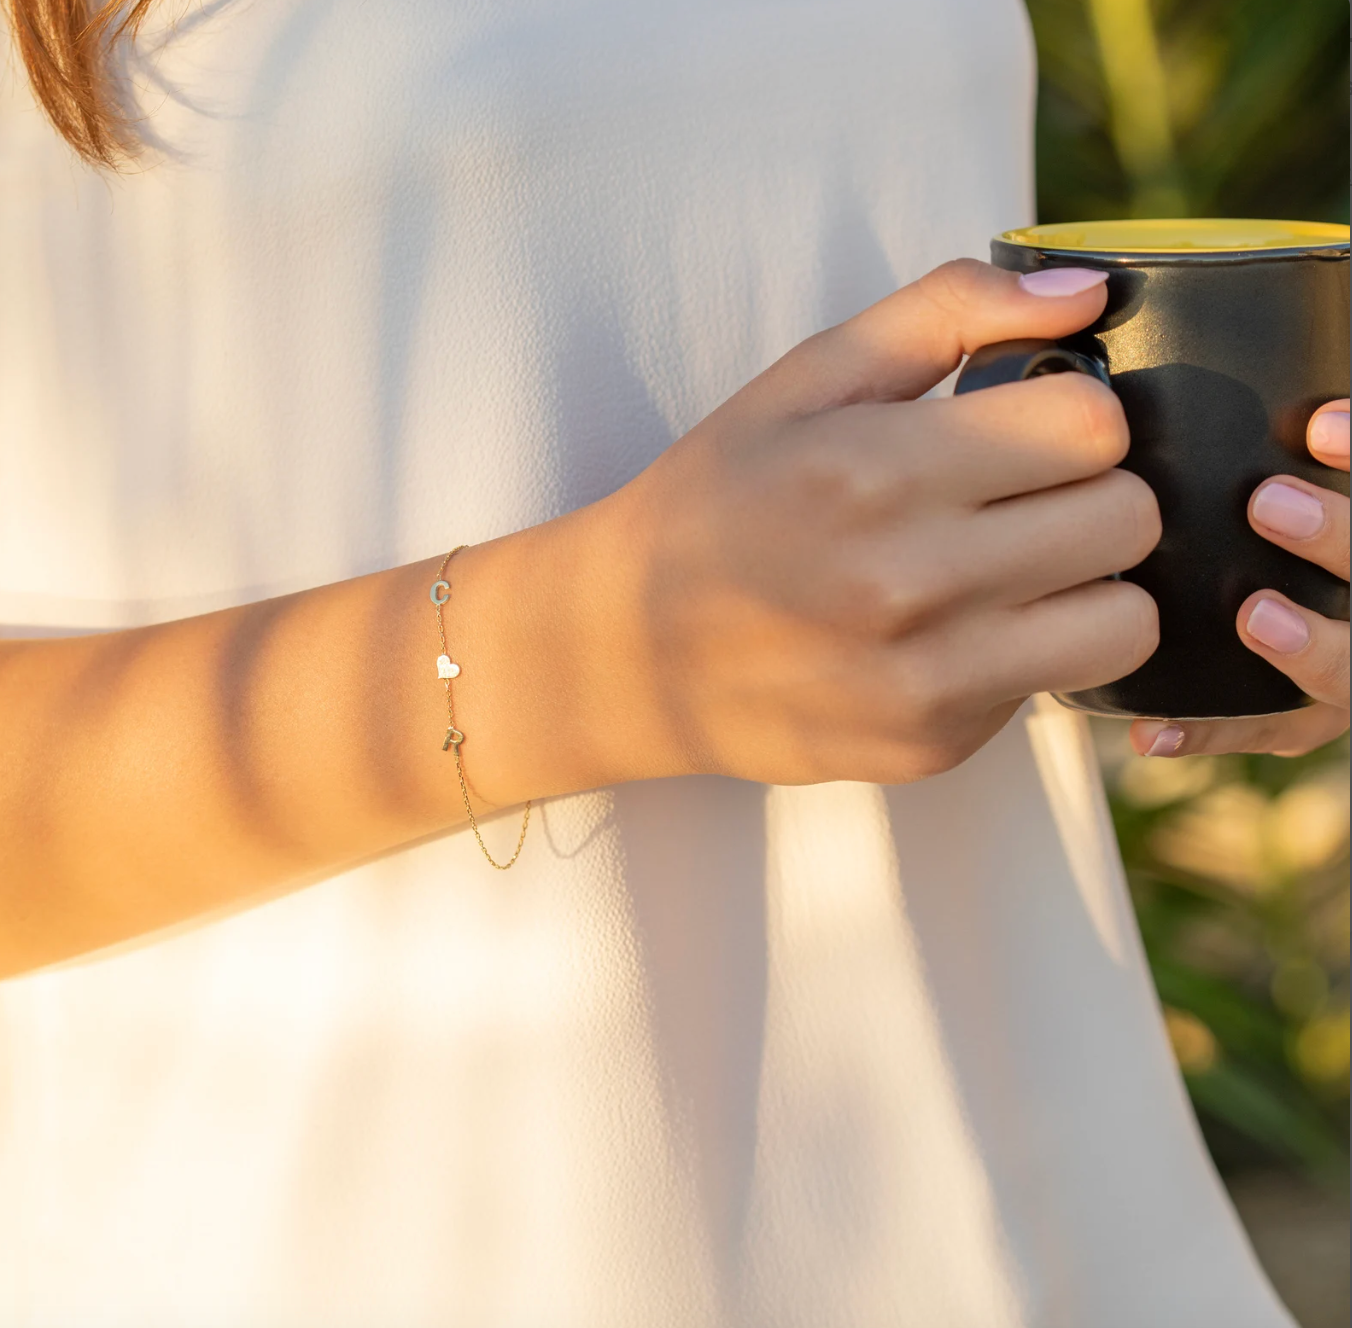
[{"x1": 0, "y1": 0, "x2": 1345, "y2": 1322}]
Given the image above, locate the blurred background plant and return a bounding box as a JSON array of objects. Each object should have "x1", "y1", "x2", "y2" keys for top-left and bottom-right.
[
  {"x1": 1024, "y1": 1, "x2": 1349, "y2": 1322},
  {"x1": 1029, "y1": 0, "x2": 1348, "y2": 224},
  {"x1": 1092, "y1": 727, "x2": 1349, "y2": 1178},
  {"x1": 1090, "y1": 728, "x2": 1350, "y2": 1326}
]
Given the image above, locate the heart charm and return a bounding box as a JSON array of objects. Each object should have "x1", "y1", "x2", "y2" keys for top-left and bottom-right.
[{"x1": 436, "y1": 655, "x2": 461, "y2": 680}]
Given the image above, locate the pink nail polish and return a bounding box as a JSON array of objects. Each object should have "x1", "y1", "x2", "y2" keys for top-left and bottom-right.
[
  {"x1": 1245, "y1": 599, "x2": 1310, "y2": 654},
  {"x1": 1310, "y1": 410, "x2": 1350, "y2": 459},
  {"x1": 1145, "y1": 725, "x2": 1185, "y2": 757},
  {"x1": 1018, "y1": 268, "x2": 1110, "y2": 298},
  {"x1": 1252, "y1": 482, "x2": 1325, "y2": 539}
]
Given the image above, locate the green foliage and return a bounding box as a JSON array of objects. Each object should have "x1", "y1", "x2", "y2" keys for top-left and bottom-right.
[
  {"x1": 1028, "y1": 0, "x2": 1350, "y2": 223},
  {"x1": 1027, "y1": 0, "x2": 1350, "y2": 1182},
  {"x1": 1095, "y1": 729, "x2": 1350, "y2": 1182}
]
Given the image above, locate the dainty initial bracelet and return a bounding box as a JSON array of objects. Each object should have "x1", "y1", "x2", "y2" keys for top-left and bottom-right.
[{"x1": 430, "y1": 546, "x2": 531, "y2": 870}]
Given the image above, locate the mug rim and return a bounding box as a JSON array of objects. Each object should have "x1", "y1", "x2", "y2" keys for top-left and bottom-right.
[{"x1": 997, "y1": 218, "x2": 1350, "y2": 264}]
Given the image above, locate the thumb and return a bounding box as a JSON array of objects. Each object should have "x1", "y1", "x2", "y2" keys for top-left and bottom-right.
[{"x1": 767, "y1": 258, "x2": 1109, "y2": 414}]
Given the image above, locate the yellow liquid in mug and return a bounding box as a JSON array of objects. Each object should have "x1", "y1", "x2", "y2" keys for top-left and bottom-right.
[{"x1": 1001, "y1": 218, "x2": 1350, "y2": 253}]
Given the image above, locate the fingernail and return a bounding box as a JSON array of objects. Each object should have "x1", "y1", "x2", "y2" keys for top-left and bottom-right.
[
  {"x1": 1252, "y1": 482, "x2": 1326, "y2": 539},
  {"x1": 1245, "y1": 598, "x2": 1310, "y2": 654},
  {"x1": 1018, "y1": 267, "x2": 1109, "y2": 298},
  {"x1": 1145, "y1": 724, "x2": 1185, "y2": 757},
  {"x1": 1310, "y1": 410, "x2": 1350, "y2": 459}
]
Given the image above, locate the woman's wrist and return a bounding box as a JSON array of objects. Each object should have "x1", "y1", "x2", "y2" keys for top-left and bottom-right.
[{"x1": 425, "y1": 491, "x2": 690, "y2": 816}]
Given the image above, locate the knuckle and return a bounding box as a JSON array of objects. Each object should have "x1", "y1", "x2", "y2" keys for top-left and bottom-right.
[
  {"x1": 769, "y1": 329, "x2": 850, "y2": 410},
  {"x1": 781, "y1": 430, "x2": 866, "y2": 516},
  {"x1": 838, "y1": 564, "x2": 940, "y2": 639},
  {"x1": 1108, "y1": 583, "x2": 1161, "y2": 670},
  {"x1": 1254, "y1": 715, "x2": 1304, "y2": 755},
  {"x1": 1333, "y1": 500, "x2": 1351, "y2": 576},
  {"x1": 916, "y1": 711, "x2": 1002, "y2": 779},
  {"x1": 1238, "y1": 724, "x2": 1281, "y2": 751},
  {"x1": 782, "y1": 411, "x2": 893, "y2": 518},
  {"x1": 1274, "y1": 729, "x2": 1321, "y2": 757},
  {"x1": 769, "y1": 330, "x2": 837, "y2": 405},
  {"x1": 904, "y1": 742, "x2": 969, "y2": 782},
  {"x1": 893, "y1": 643, "x2": 967, "y2": 723},
  {"x1": 1103, "y1": 469, "x2": 1162, "y2": 566},
  {"x1": 880, "y1": 668, "x2": 1017, "y2": 781},
  {"x1": 1060, "y1": 374, "x2": 1130, "y2": 467},
  {"x1": 917, "y1": 258, "x2": 988, "y2": 317},
  {"x1": 879, "y1": 703, "x2": 983, "y2": 781},
  {"x1": 835, "y1": 568, "x2": 897, "y2": 635},
  {"x1": 1303, "y1": 636, "x2": 1350, "y2": 704},
  {"x1": 786, "y1": 442, "x2": 847, "y2": 509},
  {"x1": 1184, "y1": 720, "x2": 1249, "y2": 757}
]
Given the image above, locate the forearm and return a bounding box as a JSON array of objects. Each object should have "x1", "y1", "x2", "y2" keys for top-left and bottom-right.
[{"x1": 0, "y1": 492, "x2": 677, "y2": 978}]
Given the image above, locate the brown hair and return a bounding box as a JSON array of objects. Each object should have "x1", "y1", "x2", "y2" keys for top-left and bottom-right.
[{"x1": 6, "y1": 0, "x2": 154, "y2": 167}]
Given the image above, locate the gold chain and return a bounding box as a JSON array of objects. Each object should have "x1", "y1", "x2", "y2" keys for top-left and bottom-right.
[{"x1": 430, "y1": 546, "x2": 531, "y2": 870}]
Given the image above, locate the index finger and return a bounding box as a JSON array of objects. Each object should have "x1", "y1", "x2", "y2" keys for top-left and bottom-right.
[
  {"x1": 1309, "y1": 400, "x2": 1350, "y2": 472},
  {"x1": 760, "y1": 260, "x2": 1109, "y2": 416},
  {"x1": 911, "y1": 371, "x2": 1130, "y2": 505}
]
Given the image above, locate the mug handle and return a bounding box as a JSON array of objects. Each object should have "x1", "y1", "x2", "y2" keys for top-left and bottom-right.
[{"x1": 953, "y1": 338, "x2": 1111, "y2": 395}]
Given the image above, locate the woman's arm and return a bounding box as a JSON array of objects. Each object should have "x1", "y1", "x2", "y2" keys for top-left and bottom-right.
[
  {"x1": 0, "y1": 508, "x2": 670, "y2": 977},
  {"x1": 1, "y1": 260, "x2": 1155, "y2": 977}
]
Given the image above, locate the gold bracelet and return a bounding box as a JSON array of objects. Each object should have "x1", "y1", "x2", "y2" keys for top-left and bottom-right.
[{"x1": 430, "y1": 546, "x2": 531, "y2": 870}]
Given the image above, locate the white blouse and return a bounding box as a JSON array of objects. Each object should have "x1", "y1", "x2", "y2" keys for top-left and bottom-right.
[{"x1": 0, "y1": 1, "x2": 1292, "y2": 1323}]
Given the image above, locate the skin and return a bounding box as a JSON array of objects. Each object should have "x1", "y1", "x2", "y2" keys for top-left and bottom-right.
[
  {"x1": 1130, "y1": 400, "x2": 1351, "y2": 759},
  {"x1": 0, "y1": 257, "x2": 1202, "y2": 979}
]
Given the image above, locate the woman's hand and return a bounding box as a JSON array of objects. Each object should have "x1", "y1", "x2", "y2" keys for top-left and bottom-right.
[
  {"x1": 574, "y1": 259, "x2": 1161, "y2": 789},
  {"x1": 1131, "y1": 401, "x2": 1350, "y2": 759},
  {"x1": 2, "y1": 258, "x2": 1161, "y2": 975}
]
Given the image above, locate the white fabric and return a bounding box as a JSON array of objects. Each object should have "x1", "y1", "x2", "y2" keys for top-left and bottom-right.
[{"x1": 0, "y1": 2, "x2": 1293, "y2": 1324}]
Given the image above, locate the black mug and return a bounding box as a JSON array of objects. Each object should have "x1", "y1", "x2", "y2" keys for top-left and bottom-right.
[{"x1": 955, "y1": 218, "x2": 1350, "y2": 720}]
